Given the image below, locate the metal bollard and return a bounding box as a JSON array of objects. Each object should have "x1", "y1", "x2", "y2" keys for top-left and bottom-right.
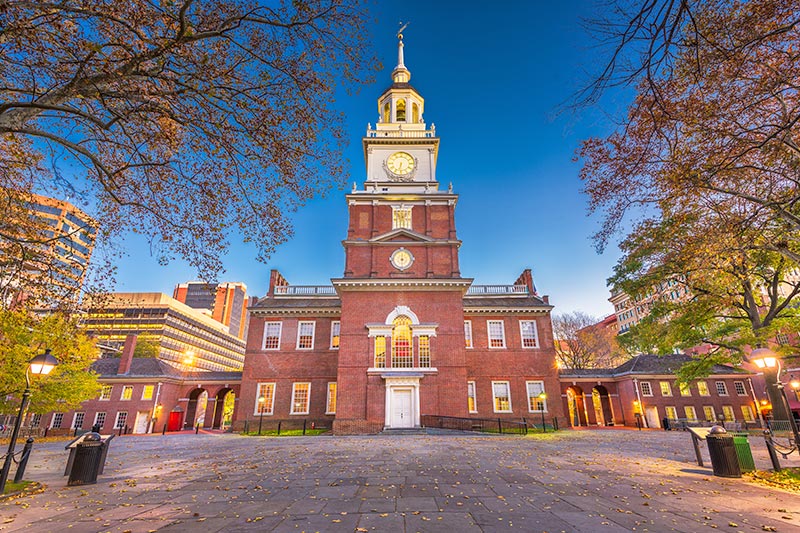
[
  {"x1": 763, "y1": 430, "x2": 782, "y2": 471},
  {"x1": 162, "y1": 423, "x2": 167, "y2": 435},
  {"x1": 277, "y1": 421, "x2": 282, "y2": 435},
  {"x1": 13, "y1": 438, "x2": 35, "y2": 483},
  {"x1": 303, "y1": 419, "x2": 307, "y2": 436}
]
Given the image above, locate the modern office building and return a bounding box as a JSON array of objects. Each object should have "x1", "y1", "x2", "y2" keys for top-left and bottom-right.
[{"x1": 173, "y1": 281, "x2": 248, "y2": 339}]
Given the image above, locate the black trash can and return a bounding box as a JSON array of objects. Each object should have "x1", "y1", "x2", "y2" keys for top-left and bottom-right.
[
  {"x1": 706, "y1": 426, "x2": 741, "y2": 478},
  {"x1": 68, "y1": 433, "x2": 104, "y2": 486}
]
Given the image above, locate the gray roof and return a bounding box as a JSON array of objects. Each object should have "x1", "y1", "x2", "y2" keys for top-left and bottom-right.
[
  {"x1": 91, "y1": 358, "x2": 242, "y2": 382},
  {"x1": 560, "y1": 353, "x2": 748, "y2": 378},
  {"x1": 251, "y1": 297, "x2": 342, "y2": 310},
  {"x1": 463, "y1": 295, "x2": 550, "y2": 308}
]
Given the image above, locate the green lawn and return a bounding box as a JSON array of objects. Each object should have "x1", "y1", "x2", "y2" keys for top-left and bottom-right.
[
  {"x1": 1, "y1": 480, "x2": 33, "y2": 497},
  {"x1": 749, "y1": 467, "x2": 800, "y2": 493},
  {"x1": 244, "y1": 428, "x2": 330, "y2": 437}
]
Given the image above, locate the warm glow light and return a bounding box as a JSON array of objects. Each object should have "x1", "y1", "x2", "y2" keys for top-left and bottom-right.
[
  {"x1": 29, "y1": 349, "x2": 59, "y2": 375},
  {"x1": 750, "y1": 348, "x2": 779, "y2": 369},
  {"x1": 183, "y1": 350, "x2": 195, "y2": 365},
  {"x1": 258, "y1": 395, "x2": 265, "y2": 404},
  {"x1": 791, "y1": 378, "x2": 800, "y2": 390},
  {"x1": 538, "y1": 392, "x2": 547, "y2": 399}
]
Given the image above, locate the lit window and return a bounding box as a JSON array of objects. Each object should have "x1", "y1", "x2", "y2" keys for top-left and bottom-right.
[
  {"x1": 734, "y1": 381, "x2": 747, "y2": 396},
  {"x1": 296, "y1": 321, "x2": 316, "y2": 350},
  {"x1": 716, "y1": 381, "x2": 728, "y2": 396},
  {"x1": 73, "y1": 412, "x2": 85, "y2": 429},
  {"x1": 121, "y1": 386, "x2": 134, "y2": 401},
  {"x1": 418, "y1": 335, "x2": 431, "y2": 368},
  {"x1": 741, "y1": 405, "x2": 755, "y2": 422},
  {"x1": 526, "y1": 381, "x2": 546, "y2": 412},
  {"x1": 487, "y1": 320, "x2": 506, "y2": 349},
  {"x1": 697, "y1": 381, "x2": 710, "y2": 396},
  {"x1": 115, "y1": 411, "x2": 128, "y2": 429},
  {"x1": 142, "y1": 385, "x2": 155, "y2": 401},
  {"x1": 640, "y1": 382, "x2": 653, "y2": 397},
  {"x1": 660, "y1": 382, "x2": 672, "y2": 397},
  {"x1": 330, "y1": 321, "x2": 340, "y2": 349},
  {"x1": 467, "y1": 381, "x2": 477, "y2": 413},
  {"x1": 519, "y1": 321, "x2": 539, "y2": 349},
  {"x1": 99, "y1": 385, "x2": 113, "y2": 400},
  {"x1": 94, "y1": 412, "x2": 107, "y2": 429},
  {"x1": 703, "y1": 406, "x2": 715, "y2": 421},
  {"x1": 392, "y1": 316, "x2": 413, "y2": 368},
  {"x1": 664, "y1": 406, "x2": 677, "y2": 420},
  {"x1": 374, "y1": 336, "x2": 387, "y2": 368},
  {"x1": 326, "y1": 383, "x2": 337, "y2": 414},
  {"x1": 291, "y1": 383, "x2": 311, "y2": 415},
  {"x1": 255, "y1": 383, "x2": 275, "y2": 415},
  {"x1": 263, "y1": 322, "x2": 282, "y2": 350},
  {"x1": 51, "y1": 413, "x2": 64, "y2": 429},
  {"x1": 684, "y1": 406, "x2": 697, "y2": 421},
  {"x1": 679, "y1": 383, "x2": 691, "y2": 397},
  {"x1": 392, "y1": 206, "x2": 412, "y2": 230},
  {"x1": 492, "y1": 381, "x2": 512, "y2": 413},
  {"x1": 722, "y1": 405, "x2": 734, "y2": 421},
  {"x1": 464, "y1": 320, "x2": 473, "y2": 349}
]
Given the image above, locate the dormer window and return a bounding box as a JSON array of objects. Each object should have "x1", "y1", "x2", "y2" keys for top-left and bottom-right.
[
  {"x1": 396, "y1": 99, "x2": 406, "y2": 121},
  {"x1": 392, "y1": 206, "x2": 412, "y2": 229}
]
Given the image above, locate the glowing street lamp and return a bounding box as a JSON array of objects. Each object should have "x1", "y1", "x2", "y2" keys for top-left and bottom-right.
[
  {"x1": 749, "y1": 347, "x2": 800, "y2": 446},
  {"x1": 538, "y1": 392, "x2": 547, "y2": 433},
  {"x1": 257, "y1": 395, "x2": 266, "y2": 436},
  {"x1": 0, "y1": 350, "x2": 59, "y2": 493}
]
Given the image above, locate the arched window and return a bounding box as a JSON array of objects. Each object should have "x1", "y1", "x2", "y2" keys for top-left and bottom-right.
[
  {"x1": 396, "y1": 99, "x2": 406, "y2": 122},
  {"x1": 391, "y1": 316, "x2": 413, "y2": 367},
  {"x1": 412, "y1": 102, "x2": 419, "y2": 123},
  {"x1": 382, "y1": 101, "x2": 390, "y2": 123}
]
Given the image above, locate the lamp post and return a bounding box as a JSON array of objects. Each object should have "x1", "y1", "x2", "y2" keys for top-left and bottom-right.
[
  {"x1": 749, "y1": 347, "x2": 800, "y2": 447},
  {"x1": 0, "y1": 349, "x2": 59, "y2": 494},
  {"x1": 257, "y1": 395, "x2": 265, "y2": 436},
  {"x1": 538, "y1": 392, "x2": 547, "y2": 433}
]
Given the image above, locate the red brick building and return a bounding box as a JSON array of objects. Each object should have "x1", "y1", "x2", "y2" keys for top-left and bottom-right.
[{"x1": 238, "y1": 36, "x2": 563, "y2": 434}]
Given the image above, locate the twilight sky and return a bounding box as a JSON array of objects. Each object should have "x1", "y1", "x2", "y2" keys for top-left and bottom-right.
[{"x1": 113, "y1": 0, "x2": 628, "y2": 319}]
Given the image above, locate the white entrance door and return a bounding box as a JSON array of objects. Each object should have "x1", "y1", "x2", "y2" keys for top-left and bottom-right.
[
  {"x1": 645, "y1": 406, "x2": 660, "y2": 429},
  {"x1": 133, "y1": 412, "x2": 149, "y2": 434},
  {"x1": 392, "y1": 389, "x2": 413, "y2": 428}
]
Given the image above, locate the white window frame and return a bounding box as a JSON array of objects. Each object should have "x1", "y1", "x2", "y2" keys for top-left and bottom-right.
[
  {"x1": 741, "y1": 405, "x2": 755, "y2": 422},
  {"x1": 418, "y1": 335, "x2": 431, "y2": 368},
  {"x1": 722, "y1": 405, "x2": 735, "y2": 421},
  {"x1": 262, "y1": 321, "x2": 282, "y2": 350},
  {"x1": 255, "y1": 383, "x2": 276, "y2": 415},
  {"x1": 50, "y1": 412, "x2": 64, "y2": 429},
  {"x1": 467, "y1": 381, "x2": 477, "y2": 413},
  {"x1": 326, "y1": 382, "x2": 337, "y2": 414},
  {"x1": 141, "y1": 385, "x2": 155, "y2": 400},
  {"x1": 121, "y1": 385, "x2": 134, "y2": 401},
  {"x1": 115, "y1": 411, "x2": 128, "y2": 429},
  {"x1": 73, "y1": 412, "x2": 85, "y2": 430},
  {"x1": 99, "y1": 384, "x2": 112, "y2": 401},
  {"x1": 684, "y1": 406, "x2": 697, "y2": 421},
  {"x1": 526, "y1": 381, "x2": 547, "y2": 413},
  {"x1": 290, "y1": 382, "x2": 311, "y2": 415},
  {"x1": 491, "y1": 381, "x2": 512, "y2": 413},
  {"x1": 464, "y1": 320, "x2": 473, "y2": 349},
  {"x1": 330, "y1": 321, "x2": 341, "y2": 350},
  {"x1": 715, "y1": 381, "x2": 728, "y2": 396},
  {"x1": 733, "y1": 381, "x2": 747, "y2": 396},
  {"x1": 703, "y1": 405, "x2": 716, "y2": 421},
  {"x1": 296, "y1": 321, "x2": 316, "y2": 350},
  {"x1": 519, "y1": 320, "x2": 539, "y2": 349},
  {"x1": 487, "y1": 320, "x2": 506, "y2": 349},
  {"x1": 640, "y1": 381, "x2": 653, "y2": 397},
  {"x1": 679, "y1": 383, "x2": 691, "y2": 397},
  {"x1": 697, "y1": 381, "x2": 710, "y2": 396},
  {"x1": 664, "y1": 406, "x2": 678, "y2": 420},
  {"x1": 659, "y1": 381, "x2": 672, "y2": 397},
  {"x1": 94, "y1": 412, "x2": 107, "y2": 428}
]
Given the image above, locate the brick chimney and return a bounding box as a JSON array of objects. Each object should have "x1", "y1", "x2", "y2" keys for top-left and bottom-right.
[{"x1": 118, "y1": 335, "x2": 137, "y2": 375}]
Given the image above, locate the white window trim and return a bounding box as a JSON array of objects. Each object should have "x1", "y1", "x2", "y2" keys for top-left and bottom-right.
[
  {"x1": 290, "y1": 382, "x2": 311, "y2": 415},
  {"x1": 487, "y1": 320, "x2": 506, "y2": 349},
  {"x1": 254, "y1": 382, "x2": 276, "y2": 415},
  {"x1": 296, "y1": 321, "x2": 316, "y2": 350},
  {"x1": 330, "y1": 321, "x2": 341, "y2": 350},
  {"x1": 526, "y1": 380, "x2": 547, "y2": 413},
  {"x1": 664, "y1": 406, "x2": 678, "y2": 420},
  {"x1": 121, "y1": 385, "x2": 134, "y2": 401},
  {"x1": 716, "y1": 381, "x2": 729, "y2": 396},
  {"x1": 262, "y1": 321, "x2": 283, "y2": 350},
  {"x1": 464, "y1": 320, "x2": 473, "y2": 349},
  {"x1": 697, "y1": 381, "x2": 710, "y2": 396},
  {"x1": 72, "y1": 412, "x2": 85, "y2": 429},
  {"x1": 93, "y1": 412, "x2": 107, "y2": 426},
  {"x1": 734, "y1": 381, "x2": 747, "y2": 396},
  {"x1": 519, "y1": 320, "x2": 539, "y2": 349},
  {"x1": 640, "y1": 381, "x2": 653, "y2": 397},
  {"x1": 491, "y1": 380, "x2": 513, "y2": 413},
  {"x1": 703, "y1": 405, "x2": 716, "y2": 421},
  {"x1": 684, "y1": 406, "x2": 697, "y2": 421},
  {"x1": 326, "y1": 382, "x2": 337, "y2": 414},
  {"x1": 467, "y1": 381, "x2": 477, "y2": 413},
  {"x1": 141, "y1": 385, "x2": 155, "y2": 401},
  {"x1": 50, "y1": 413, "x2": 64, "y2": 429},
  {"x1": 99, "y1": 385, "x2": 112, "y2": 401},
  {"x1": 114, "y1": 411, "x2": 128, "y2": 429},
  {"x1": 660, "y1": 381, "x2": 672, "y2": 397}
]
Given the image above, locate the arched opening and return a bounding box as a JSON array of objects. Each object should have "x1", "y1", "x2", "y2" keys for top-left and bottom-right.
[
  {"x1": 184, "y1": 388, "x2": 208, "y2": 429},
  {"x1": 591, "y1": 385, "x2": 614, "y2": 426},
  {"x1": 412, "y1": 102, "x2": 419, "y2": 123},
  {"x1": 211, "y1": 388, "x2": 235, "y2": 429},
  {"x1": 396, "y1": 99, "x2": 406, "y2": 121},
  {"x1": 382, "y1": 101, "x2": 390, "y2": 123},
  {"x1": 566, "y1": 386, "x2": 587, "y2": 427},
  {"x1": 391, "y1": 316, "x2": 413, "y2": 367}
]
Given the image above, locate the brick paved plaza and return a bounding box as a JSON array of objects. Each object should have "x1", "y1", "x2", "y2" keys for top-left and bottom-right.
[{"x1": 1, "y1": 429, "x2": 799, "y2": 532}]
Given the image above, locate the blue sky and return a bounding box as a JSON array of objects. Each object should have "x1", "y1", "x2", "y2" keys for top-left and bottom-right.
[{"x1": 114, "y1": 0, "x2": 626, "y2": 319}]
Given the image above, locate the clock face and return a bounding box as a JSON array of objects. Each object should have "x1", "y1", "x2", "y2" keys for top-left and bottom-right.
[
  {"x1": 390, "y1": 248, "x2": 414, "y2": 270},
  {"x1": 386, "y1": 152, "x2": 415, "y2": 175}
]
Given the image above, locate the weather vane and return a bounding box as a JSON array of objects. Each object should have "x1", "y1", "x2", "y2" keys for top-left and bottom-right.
[{"x1": 397, "y1": 21, "x2": 409, "y2": 39}]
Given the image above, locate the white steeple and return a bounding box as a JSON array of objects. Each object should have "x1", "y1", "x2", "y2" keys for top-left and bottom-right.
[{"x1": 392, "y1": 27, "x2": 410, "y2": 84}]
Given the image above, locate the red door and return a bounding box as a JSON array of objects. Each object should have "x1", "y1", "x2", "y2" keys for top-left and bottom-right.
[{"x1": 167, "y1": 411, "x2": 183, "y2": 432}]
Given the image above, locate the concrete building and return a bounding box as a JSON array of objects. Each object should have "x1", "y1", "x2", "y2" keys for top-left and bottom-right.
[
  {"x1": 238, "y1": 35, "x2": 563, "y2": 435},
  {"x1": 82, "y1": 292, "x2": 246, "y2": 372},
  {"x1": 173, "y1": 281, "x2": 248, "y2": 340}
]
